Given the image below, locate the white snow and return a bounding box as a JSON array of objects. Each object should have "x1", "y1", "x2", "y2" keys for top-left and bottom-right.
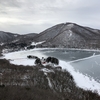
[
  {"x1": 2, "y1": 49, "x2": 10, "y2": 53},
  {"x1": 2, "y1": 48, "x2": 100, "y2": 95},
  {"x1": 47, "y1": 77, "x2": 53, "y2": 88},
  {"x1": 12, "y1": 39, "x2": 19, "y2": 43},
  {"x1": 41, "y1": 68, "x2": 54, "y2": 73},
  {"x1": 14, "y1": 35, "x2": 18, "y2": 37},
  {"x1": 40, "y1": 68, "x2": 53, "y2": 88},
  {"x1": 31, "y1": 41, "x2": 45, "y2": 46},
  {"x1": 2, "y1": 49, "x2": 47, "y2": 66},
  {"x1": 66, "y1": 23, "x2": 74, "y2": 29},
  {"x1": 0, "y1": 43, "x2": 4, "y2": 46},
  {"x1": 69, "y1": 30, "x2": 72, "y2": 37}
]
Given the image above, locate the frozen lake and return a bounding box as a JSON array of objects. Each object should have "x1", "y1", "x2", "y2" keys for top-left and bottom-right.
[
  {"x1": 37, "y1": 48, "x2": 100, "y2": 83},
  {"x1": 37, "y1": 48, "x2": 100, "y2": 61}
]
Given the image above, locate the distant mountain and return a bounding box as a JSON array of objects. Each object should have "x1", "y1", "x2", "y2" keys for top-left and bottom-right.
[
  {"x1": 0, "y1": 31, "x2": 37, "y2": 52},
  {"x1": 0, "y1": 31, "x2": 37, "y2": 44},
  {"x1": 15, "y1": 33, "x2": 37, "y2": 43},
  {"x1": 34, "y1": 22, "x2": 100, "y2": 49},
  {"x1": 0, "y1": 31, "x2": 19, "y2": 43}
]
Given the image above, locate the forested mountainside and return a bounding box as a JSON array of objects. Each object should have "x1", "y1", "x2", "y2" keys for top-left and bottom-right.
[{"x1": 33, "y1": 23, "x2": 100, "y2": 49}]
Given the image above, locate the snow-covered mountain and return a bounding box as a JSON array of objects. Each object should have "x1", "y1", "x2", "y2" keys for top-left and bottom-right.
[{"x1": 34, "y1": 22, "x2": 100, "y2": 49}]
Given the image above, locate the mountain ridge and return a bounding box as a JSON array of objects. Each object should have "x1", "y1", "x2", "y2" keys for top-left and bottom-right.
[
  {"x1": 0, "y1": 31, "x2": 37, "y2": 44},
  {"x1": 1, "y1": 22, "x2": 100, "y2": 49}
]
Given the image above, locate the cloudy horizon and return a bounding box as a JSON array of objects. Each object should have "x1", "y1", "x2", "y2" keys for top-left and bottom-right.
[{"x1": 0, "y1": 0, "x2": 100, "y2": 34}]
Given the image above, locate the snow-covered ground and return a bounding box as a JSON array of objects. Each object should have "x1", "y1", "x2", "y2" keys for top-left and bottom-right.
[
  {"x1": 2, "y1": 48, "x2": 100, "y2": 95},
  {"x1": 2, "y1": 49, "x2": 47, "y2": 66},
  {"x1": 0, "y1": 43, "x2": 4, "y2": 46},
  {"x1": 31, "y1": 41, "x2": 45, "y2": 46}
]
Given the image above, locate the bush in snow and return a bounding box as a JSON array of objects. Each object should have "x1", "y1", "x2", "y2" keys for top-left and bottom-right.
[
  {"x1": 27, "y1": 55, "x2": 38, "y2": 59},
  {"x1": 35, "y1": 58, "x2": 42, "y2": 65},
  {"x1": 46, "y1": 57, "x2": 59, "y2": 65}
]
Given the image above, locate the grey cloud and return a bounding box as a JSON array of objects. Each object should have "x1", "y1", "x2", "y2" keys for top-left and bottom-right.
[
  {"x1": 0, "y1": 0, "x2": 21, "y2": 7},
  {"x1": 0, "y1": 0, "x2": 100, "y2": 34},
  {"x1": 0, "y1": 22, "x2": 53, "y2": 34}
]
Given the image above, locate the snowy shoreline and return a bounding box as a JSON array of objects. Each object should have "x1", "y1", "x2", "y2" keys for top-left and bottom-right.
[
  {"x1": 32, "y1": 47, "x2": 100, "y2": 52},
  {"x1": 60, "y1": 60, "x2": 100, "y2": 95}
]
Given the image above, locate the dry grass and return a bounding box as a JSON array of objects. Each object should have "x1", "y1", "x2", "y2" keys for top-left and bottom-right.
[{"x1": 0, "y1": 59, "x2": 100, "y2": 100}]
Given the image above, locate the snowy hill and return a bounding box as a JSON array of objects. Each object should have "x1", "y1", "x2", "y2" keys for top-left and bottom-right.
[
  {"x1": 33, "y1": 23, "x2": 100, "y2": 49},
  {"x1": 0, "y1": 31, "x2": 37, "y2": 44}
]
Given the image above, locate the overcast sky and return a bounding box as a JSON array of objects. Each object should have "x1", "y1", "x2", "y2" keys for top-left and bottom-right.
[{"x1": 0, "y1": 0, "x2": 100, "y2": 34}]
